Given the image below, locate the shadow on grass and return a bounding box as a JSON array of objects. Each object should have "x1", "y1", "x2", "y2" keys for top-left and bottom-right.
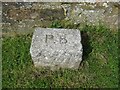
[{"x1": 81, "y1": 31, "x2": 93, "y2": 61}]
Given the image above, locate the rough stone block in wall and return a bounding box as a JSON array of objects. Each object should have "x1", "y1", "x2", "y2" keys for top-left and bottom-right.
[{"x1": 30, "y1": 28, "x2": 83, "y2": 70}]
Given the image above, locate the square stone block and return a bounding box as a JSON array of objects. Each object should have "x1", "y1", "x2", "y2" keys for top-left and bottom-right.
[{"x1": 30, "y1": 28, "x2": 82, "y2": 70}]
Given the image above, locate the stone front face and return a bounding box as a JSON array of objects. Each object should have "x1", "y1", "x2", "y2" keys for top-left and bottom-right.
[{"x1": 30, "y1": 28, "x2": 82, "y2": 70}]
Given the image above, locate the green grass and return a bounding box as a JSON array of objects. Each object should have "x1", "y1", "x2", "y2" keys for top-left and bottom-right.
[{"x1": 2, "y1": 21, "x2": 118, "y2": 88}]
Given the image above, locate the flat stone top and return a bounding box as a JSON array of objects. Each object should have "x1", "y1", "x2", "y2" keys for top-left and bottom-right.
[{"x1": 30, "y1": 28, "x2": 82, "y2": 57}]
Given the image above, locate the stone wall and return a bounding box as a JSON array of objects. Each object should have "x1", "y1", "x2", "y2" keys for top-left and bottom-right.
[
  {"x1": 2, "y1": 2, "x2": 119, "y2": 36},
  {"x1": 62, "y1": 2, "x2": 118, "y2": 29}
]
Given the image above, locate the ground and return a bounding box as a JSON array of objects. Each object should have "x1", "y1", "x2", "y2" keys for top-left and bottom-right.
[{"x1": 2, "y1": 20, "x2": 119, "y2": 88}]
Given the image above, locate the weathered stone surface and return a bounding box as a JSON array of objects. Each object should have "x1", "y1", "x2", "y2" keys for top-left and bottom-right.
[{"x1": 30, "y1": 28, "x2": 82, "y2": 70}]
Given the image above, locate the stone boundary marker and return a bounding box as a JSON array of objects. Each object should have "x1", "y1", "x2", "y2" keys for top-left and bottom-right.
[{"x1": 30, "y1": 28, "x2": 82, "y2": 70}]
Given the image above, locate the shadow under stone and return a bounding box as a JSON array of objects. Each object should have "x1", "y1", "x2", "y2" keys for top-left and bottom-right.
[{"x1": 81, "y1": 31, "x2": 93, "y2": 61}]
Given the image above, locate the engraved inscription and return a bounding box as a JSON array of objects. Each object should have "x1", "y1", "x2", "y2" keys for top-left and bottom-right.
[
  {"x1": 60, "y1": 36, "x2": 67, "y2": 44},
  {"x1": 45, "y1": 35, "x2": 54, "y2": 43},
  {"x1": 45, "y1": 35, "x2": 68, "y2": 44}
]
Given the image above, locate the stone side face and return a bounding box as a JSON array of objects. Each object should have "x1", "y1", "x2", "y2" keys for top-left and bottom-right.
[{"x1": 30, "y1": 28, "x2": 82, "y2": 70}]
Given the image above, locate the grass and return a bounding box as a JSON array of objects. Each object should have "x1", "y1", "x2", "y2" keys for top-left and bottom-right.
[{"x1": 2, "y1": 21, "x2": 119, "y2": 88}]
